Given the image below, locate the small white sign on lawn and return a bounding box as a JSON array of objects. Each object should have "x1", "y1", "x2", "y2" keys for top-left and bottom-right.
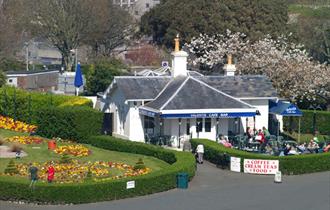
[
  {"x1": 126, "y1": 181, "x2": 135, "y2": 189},
  {"x1": 230, "y1": 157, "x2": 241, "y2": 172}
]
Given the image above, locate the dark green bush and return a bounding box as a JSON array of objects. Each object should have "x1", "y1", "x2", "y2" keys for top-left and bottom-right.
[
  {"x1": 191, "y1": 139, "x2": 330, "y2": 175},
  {"x1": 0, "y1": 136, "x2": 196, "y2": 204},
  {"x1": 134, "y1": 158, "x2": 146, "y2": 170},
  {"x1": 4, "y1": 160, "x2": 18, "y2": 175},
  {"x1": 0, "y1": 86, "x2": 102, "y2": 141},
  {"x1": 283, "y1": 110, "x2": 330, "y2": 135},
  {"x1": 35, "y1": 106, "x2": 103, "y2": 141},
  {"x1": 0, "y1": 86, "x2": 93, "y2": 124}
]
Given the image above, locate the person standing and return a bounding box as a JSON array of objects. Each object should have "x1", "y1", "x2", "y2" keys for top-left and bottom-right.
[
  {"x1": 47, "y1": 162, "x2": 55, "y2": 183},
  {"x1": 28, "y1": 163, "x2": 38, "y2": 190},
  {"x1": 196, "y1": 144, "x2": 204, "y2": 164}
]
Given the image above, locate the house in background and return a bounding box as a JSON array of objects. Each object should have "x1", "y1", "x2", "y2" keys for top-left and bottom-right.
[
  {"x1": 5, "y1": 70, "x2": 59, "y2": 92},
  {"x1": 113, "y1": 0, "x2": 160, "y2": 19},
  {"x1": 100, "y1": 37, "x2": 281, "y2": 147}
]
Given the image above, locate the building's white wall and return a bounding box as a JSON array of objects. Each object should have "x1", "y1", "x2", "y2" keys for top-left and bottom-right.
[
  {"x1": 104, "y1": 88, "x2": 130, "y2": 139},
  {"x1": 242, "y1": 99, "x2": 269, "y2": 130},
  {"x1": 128, "y1": 102, "x2": 145, "y2": 142}
]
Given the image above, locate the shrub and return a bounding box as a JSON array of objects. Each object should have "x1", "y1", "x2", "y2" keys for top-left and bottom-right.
[
  {"x1": 59, "y1": 153, "x2": 72, "y2": 164},
  {"x1": 191, "y1": 138, "x2": 330, "y2": 175},
  {"x1": 134, "y1": 158, "x2": 146, "y2": 170},
  {"x1": 283, "y1": 110, "x2": 330, "y2": 135},
  {"x1": 0, "y1": 135, "x2": 196, "y2": 204},
  {"x1": 35, "y1": 106, "x2": 103, "y2": 141},
  {"x1": 4, "y1": 160, "x2": 18, "y2": 175},
  {"x1": 0, "y1": 86, "x2": 93, "y2": 124}
]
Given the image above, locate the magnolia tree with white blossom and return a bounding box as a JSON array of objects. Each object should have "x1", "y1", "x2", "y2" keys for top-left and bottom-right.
[{"x1": 185, "y1": 30, "x2": 330, "y2": 103}]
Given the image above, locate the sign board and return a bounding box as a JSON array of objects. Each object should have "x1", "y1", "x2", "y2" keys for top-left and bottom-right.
[
  {"x1": 139, "y1": 108, "x2": 157, "y2": 117},
  {"x1": 126, "y1": 181, "x2": 135, "y2": 189},
  {"x1": 230, "y1": 157, "x2": 241, "y2": 172},
  {"x1": 244, "y1": 159, "x2": 279, "y2": 175},
  {"x1": 160, "y1": 112, "x2": 256, "y2": 119},
  {"x1": 161, "y1": 61, "x2": 169, "y2": 67}
]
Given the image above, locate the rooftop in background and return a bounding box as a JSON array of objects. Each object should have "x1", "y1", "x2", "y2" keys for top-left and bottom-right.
[{"x1": 5, "y1": 69, "x2": 59, "y2": 75}]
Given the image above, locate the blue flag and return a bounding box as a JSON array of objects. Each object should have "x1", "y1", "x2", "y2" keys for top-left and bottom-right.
[{"x1": 74, "y1": 63, "x2": 83, "y2": 88}]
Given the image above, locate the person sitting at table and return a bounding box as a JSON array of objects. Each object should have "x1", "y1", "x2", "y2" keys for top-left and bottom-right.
[
  {"x1": 219, "y1": 136, "x2": 232, "y2": 148},
  {"x1": 297, "y1": 143, "x2": 307, "y2": 153},
  {"x1": 256, "y1": 129, "x2": 266, "y2": 152},
  {"x1": 247, "y1": 127, "x2": 254, "y2": 143},
  {"x1": 323, "y1": 142, "x2": 330, "y2": 153},
  {"x1": 288, "y1": 145, "x2": 299, "y2": 155},
  {"x1": 307, "y1": 139, "x2": 319, "y2": 153},
  {"x1": 284, "y1": 144, "x2": 291, "y2": 156}
]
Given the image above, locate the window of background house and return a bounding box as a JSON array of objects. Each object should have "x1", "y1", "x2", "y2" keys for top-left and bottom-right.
[
  {"x1": 146, "y1": 3, "x2": 149, "y2": 8},
  {"x1": 8, "y1": 79, "x2": 13, "y2": 83},
  {"x1": 196, "y1": 118, "x2": 203, "y2": 132},
  {"x1": 144, "y1": 116, "x2": 155, "y2": 134},
  {"x1": 205, "y1": 118, "x2": 211, "y2": 132}
]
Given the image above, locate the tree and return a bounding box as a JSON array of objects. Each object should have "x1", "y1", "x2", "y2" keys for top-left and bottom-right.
[
  {"x1": 141, "y1": 0, "x2": 288, "y2": 47},
  {"x1": 0, "y1": 70, "x2": 6, "y2": 87},
  {"x1": 0, "y1": 0, "x2": 27, "y2": 60},
  {"x1": 186, "y1": 30, "x2": 330, "y2": 103},
  {"x1": 291, "y1": 16, "x2": 330, "y2": 64},
  {"x1": 25, "y1": 0, "x2": 97, "y2": 71},
  {"x1": 85, "y1": 58, "x2": 125, "y2": 95},
  {"x1": 85, "y1": 1, "x2": 133, "y2": 57}
]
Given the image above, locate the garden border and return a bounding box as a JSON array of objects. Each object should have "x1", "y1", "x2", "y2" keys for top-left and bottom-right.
[
  {"x1": 191, "y1": 139, "x2": 330, "y2": 175},
  {"x1": 0, "y1": 136, "x2": 196, "y2": 204}
]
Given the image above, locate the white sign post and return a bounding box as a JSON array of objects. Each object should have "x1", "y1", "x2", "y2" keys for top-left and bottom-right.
[
  {"x1": 244, "y1": 159, "x2": 279, "y2": 175},
  {"x1": 230, "y1": 157, "x2": 241, "y2": 172},
  {"x1": 126, "y1": 181, "x2": 135, "y2": 189}
]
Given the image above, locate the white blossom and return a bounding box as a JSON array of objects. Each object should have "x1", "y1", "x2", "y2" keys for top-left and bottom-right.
[{"x1": 185, "y1": 31, "x2": 330, "y2": 102}]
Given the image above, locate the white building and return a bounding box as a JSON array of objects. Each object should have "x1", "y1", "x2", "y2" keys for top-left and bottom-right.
[{"x1": 100, "y1": 37, "x2": 279, "y2": 147}]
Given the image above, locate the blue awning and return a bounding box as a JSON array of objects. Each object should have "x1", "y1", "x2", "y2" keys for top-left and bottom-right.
[{"x1": 269, "y1": 100, "x2": 302, "y2": 116}]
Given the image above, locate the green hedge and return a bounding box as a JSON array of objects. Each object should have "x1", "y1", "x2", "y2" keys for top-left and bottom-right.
[
  {"x1": 191, "y1": 139, "x2": 330, "y2": 175},
  {"x1": 0, "y1": 86, "x2": 92, "y2": 124},
  {"x1": 35, "y1": 107, "x2": 103, "y2": 141},
  {"x1": 0, "y1": 86, "x2": 102, "y2": 141},
  {"x1": 0, "y1": 136, "x2": 196, "y2": 204},
  {"x1": 283, "y1": 110, "x2": 330, "y2": 135}
]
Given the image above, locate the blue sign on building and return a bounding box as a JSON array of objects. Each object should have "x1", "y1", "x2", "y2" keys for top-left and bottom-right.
[{"x1": 160, "y1": 112, "x2": 256, "y2": 119}]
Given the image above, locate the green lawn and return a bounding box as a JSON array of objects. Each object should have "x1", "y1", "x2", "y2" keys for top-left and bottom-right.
[{"x1": 0, "y1": 129, "x2": 169, "y2": 174}]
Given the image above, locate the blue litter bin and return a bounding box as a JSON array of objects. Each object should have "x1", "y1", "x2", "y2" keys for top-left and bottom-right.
[{"x1": 177, "y1": 172, "x2": 188, "y2": 189}]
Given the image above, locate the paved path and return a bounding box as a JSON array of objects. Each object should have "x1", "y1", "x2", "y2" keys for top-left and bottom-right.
[{"x1": 1, "y1": 162, "x2": 330, "y2": 210}]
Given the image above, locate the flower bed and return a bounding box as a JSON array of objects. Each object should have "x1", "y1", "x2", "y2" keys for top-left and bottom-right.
[
  {"x1": 5, "y1": 136, "x2": 44, "y2": 145},
  {"x1": 0, "y1": 115, "x2": 37, "y2": 133},
  {"x1": 54, "y1": 145, "x2": 91, "y2": 157},
  {"x1": 7, "y1": 160, "x2": 151, "y2": 184}
]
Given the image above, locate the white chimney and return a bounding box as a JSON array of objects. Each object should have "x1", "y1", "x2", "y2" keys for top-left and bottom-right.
[
  {"x1": 224, "y1": 54, "x2": 236, "y2": 76},
  {"x1": 171, "y1": 35, "x2": 188, "y2": 77}
]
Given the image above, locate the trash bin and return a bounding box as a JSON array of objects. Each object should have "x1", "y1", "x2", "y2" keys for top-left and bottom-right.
[
  {"x1": 177, "y1": 172, "x2": 188, "y2": 189},
  {"x1": 48, "y1": 140, "x2": 57, "y2": 150}
]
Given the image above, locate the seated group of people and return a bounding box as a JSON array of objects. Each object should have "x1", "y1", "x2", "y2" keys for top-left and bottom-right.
[{"x1": 282, "y1": 137, "x2": 330, "y2": 156}]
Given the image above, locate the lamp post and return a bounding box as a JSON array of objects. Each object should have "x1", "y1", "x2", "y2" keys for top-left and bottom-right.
[
  {"x1": 25, "y1": 42, "x2": 29, "y2": 71},
  {"x1": 70, "y1": 49, "x2": 78, "y2": 72},
  {"x1": 309, "y1": 105, "x2": 322, "y2": 135},
  {"x1": 178, "y1": 118, "x2": 182, "y2": 148},
  {"x1": 216, "y1": 118, "x2": 219, "y2": 142}
]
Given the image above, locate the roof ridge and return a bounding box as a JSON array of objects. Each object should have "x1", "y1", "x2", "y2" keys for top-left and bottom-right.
[
  {"x1": 190, "y1": 77, "x2": 255, "y2": 108},
  {"x1": 160, "y1": 77, "x2": 190, "y2": 110}
]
